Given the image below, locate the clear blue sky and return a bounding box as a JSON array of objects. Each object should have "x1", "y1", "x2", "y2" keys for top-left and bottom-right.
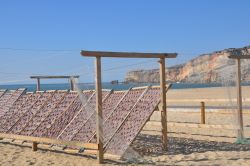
[{"x1": 0, "y1": 0, "x2": 250, "y2": 84}]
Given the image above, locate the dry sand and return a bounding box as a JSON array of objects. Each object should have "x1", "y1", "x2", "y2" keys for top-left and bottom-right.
[
  {"x1": 1, "y1": 86, "x2": 250, "y2": 165},
  {"x1": 1, "y1": 136, "x2": 250, "y2": 166}
]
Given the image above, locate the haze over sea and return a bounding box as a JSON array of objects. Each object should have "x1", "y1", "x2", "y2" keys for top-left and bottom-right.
[{"x1": 1, "y1": 83, "x2": 250, "y2": 92}]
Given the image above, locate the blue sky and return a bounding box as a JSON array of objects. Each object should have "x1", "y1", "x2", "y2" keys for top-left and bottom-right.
[{"x1": 0, "y1": 0, "x2": 250, "y2": 84}]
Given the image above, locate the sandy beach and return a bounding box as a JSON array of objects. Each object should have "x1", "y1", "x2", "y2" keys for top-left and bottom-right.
[
  {"x1": 1, "y1": 86, "x2": 250, "y2": 165},
  {"x1": 1, "y1": 135, "x2": 250, "y2": 166}
]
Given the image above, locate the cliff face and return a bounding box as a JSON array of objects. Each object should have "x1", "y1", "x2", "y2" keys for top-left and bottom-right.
[{"x1": 125, "y1": 46, "x2": 250, "y2": 83}]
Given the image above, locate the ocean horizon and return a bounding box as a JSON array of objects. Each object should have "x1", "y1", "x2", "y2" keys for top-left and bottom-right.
[{"x1": 1, "y1": 82, "x2": 250, "y2": 92}]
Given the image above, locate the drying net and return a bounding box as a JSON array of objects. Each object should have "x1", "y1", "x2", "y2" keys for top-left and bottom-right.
[
  {"x1": 218, "y1": 50, "x2": 250, "y2": 144},
  {"x1": 0, "y1": 48, "x2": 164, "y2": 164},
  {"x1": 89, "y1": 58, "x2": 161, "y2": 163},
  {"x1": 3, "y1": 48, "x2": 250, "y2": 164}
]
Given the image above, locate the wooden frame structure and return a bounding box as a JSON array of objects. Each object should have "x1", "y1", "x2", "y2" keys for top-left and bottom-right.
[
  {"x1": 81, "y1": 50, "x2": 177, "y2": 163},
  {"x1": 0, "y1": 133, "x2": 97, "y2": 149},
  {"x1": 0, "y1": 85, "x2": 172, "y2": 163},
  {"x1": 30, "y1": 75, "x2": 80, "y2": 91},
  {"x1": 0, "y1": 89, "x2": 98, "y2": 157},
  {"x1": 0, "y1": 133, "x2": 98, "y2": 154},
  {"x1": 228, "y1": 53, "x2": 250, "y2": 140}
]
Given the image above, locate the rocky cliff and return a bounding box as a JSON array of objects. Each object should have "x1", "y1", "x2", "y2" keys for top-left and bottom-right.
[{"x1": 125, "y1": 46, "x2": 250, "y2": 83}]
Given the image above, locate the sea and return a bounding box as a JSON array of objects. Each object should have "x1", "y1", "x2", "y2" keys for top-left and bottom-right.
[{"x1": 1, "y1": 82, "x2": 250, "y2": 92}]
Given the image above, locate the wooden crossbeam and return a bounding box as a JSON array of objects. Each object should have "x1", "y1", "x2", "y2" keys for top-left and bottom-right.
[
  {"x1": 0, "y1": 133, "x2": 98, "y2": 149},
  {"x1": 81, "y1": 50, "x2": 177, "y2": 58},
  {"x1": 228, "y1": 55, "x2": 250, "y2": 59},
  {"x1": 30, "y1": 76, "x2": 80, "y2": 79},
  {"x1": 2, "y1": 139, "x2": 99, "y2": 157}
]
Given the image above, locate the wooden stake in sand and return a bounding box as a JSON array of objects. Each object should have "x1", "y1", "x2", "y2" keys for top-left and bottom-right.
[
  {"x1": 228, "y1": 53, "x2": 250, "y2": 140},
  {"x1": 36, "y1": 78, "x2": 41, "y2": 91},
  {"x1": 159, "y1": 58, "x2": 168, "y2": 149},
  {"x1": 95, "y1": 56, "x2": 104, "y2": 163},
  {"x1": 32, "y1": 142, "x2": 38, "y2": 151},
  {"x1": 236, "y1": 58, "x2": 244, "y2": 139},
  {"x1": 200, "y1": 102, "x2": 205, "y2": 124}
]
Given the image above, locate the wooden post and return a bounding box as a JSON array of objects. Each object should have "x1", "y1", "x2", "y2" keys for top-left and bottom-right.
[
  {"x1": 70, "y1": 78, "x2": 74, "y2": 91},
  {"x1": 200, "y1": 102, "x2": 205, "y2": 124},
  {"x1": 37, "y1": 78, "x2": 41, "y2": 91},
  {"x1": 32, "y1": 142, "x2": 38, "y2": 151},
  {"x1": 95, "y1": 57, "x2": 103, "y2": 163},
  {"x1": 236, "y1": 58, "x2": 244, "y2": 139},
  {"x1": 159, "y1": 58, "x2": 167, "y2": 149}
]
